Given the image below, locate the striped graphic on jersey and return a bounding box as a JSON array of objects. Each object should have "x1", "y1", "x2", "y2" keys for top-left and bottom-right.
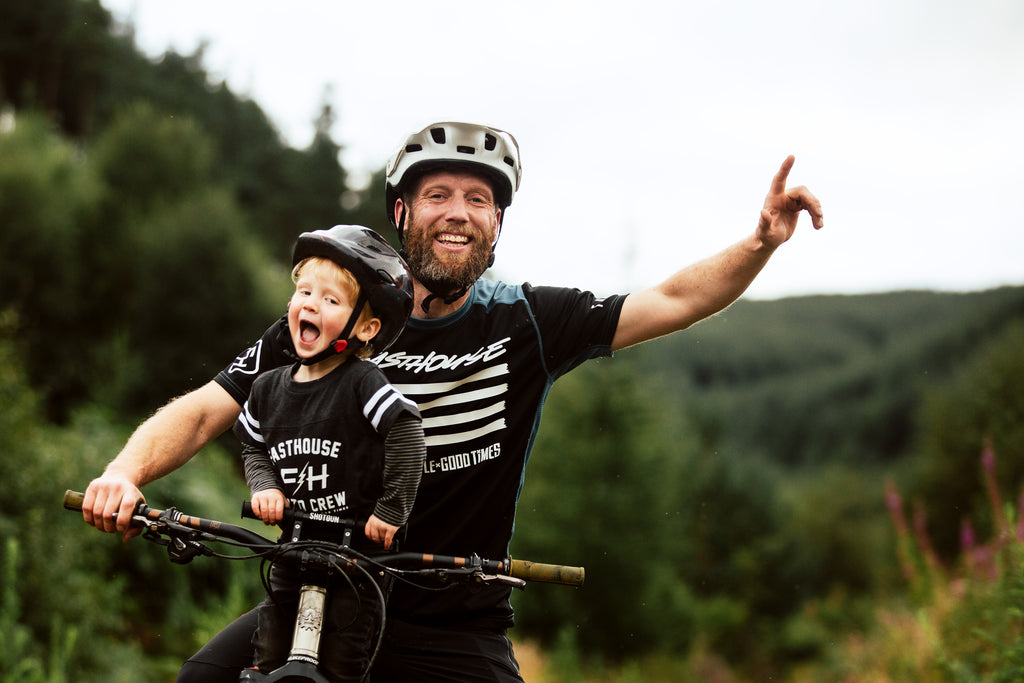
[
  {"x1": 236, "y1": 402, "x2": 264, "y2": 443},
  {"x1": 391, "y1": 364, "x2": 509, "y2": 448},
  {"x1": 363, "y1": 383, "x2": 419, "y2": 430}
]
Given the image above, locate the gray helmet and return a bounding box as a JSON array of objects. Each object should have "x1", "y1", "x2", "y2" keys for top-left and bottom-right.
[
  {"x1": 292, "y1": 225, "x2": 413, "y2": 354},
  {"x1": 385, "y1": 121, "x2": 522, "y2": 233}
]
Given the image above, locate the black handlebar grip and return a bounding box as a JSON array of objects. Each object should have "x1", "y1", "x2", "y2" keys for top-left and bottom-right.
[
  {"x1": 509, "y1": 559, "x2": 585, "y2": 587},
  {"x1": 241, "y1": 501, "x2": 258, "y2": 520},
  {"x1": 64, "y1": 490, "x2": 85, "y2": 512}
]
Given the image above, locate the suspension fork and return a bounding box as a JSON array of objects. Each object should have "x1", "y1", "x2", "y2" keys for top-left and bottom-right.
[{"x1": 237, "y1": 584, "x2": 332, "y2": 682}]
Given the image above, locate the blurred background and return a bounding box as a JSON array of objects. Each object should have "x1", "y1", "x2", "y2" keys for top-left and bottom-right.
[{"x1": 1, "y1": 1, "x2": 1023, "y2": 680}]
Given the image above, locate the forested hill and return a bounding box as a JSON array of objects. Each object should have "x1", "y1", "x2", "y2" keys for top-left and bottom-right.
[{"x1": 616, "y1": 285, "x2": 1024, "y2": 467}]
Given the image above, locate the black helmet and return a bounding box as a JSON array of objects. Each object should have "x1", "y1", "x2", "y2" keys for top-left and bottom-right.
[
  {"x1": 384, "y1": 121, "x2": 522, "y2": 235},
  {"x1": 292, "y1": 225, "x2": 413, "y2": 354}
]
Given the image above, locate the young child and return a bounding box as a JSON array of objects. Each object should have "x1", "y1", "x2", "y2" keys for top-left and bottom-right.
[{"x1": 233, "y1": 224, "x2": 423, "y2": 680}]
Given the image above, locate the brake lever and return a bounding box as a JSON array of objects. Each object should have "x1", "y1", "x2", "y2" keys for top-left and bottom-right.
[
  {"x1": 138, "y1": 516, "x2": 169, "y2": 545},
  {"x1": 476, "y1": 573, "x2": 527, "y2": 590}
]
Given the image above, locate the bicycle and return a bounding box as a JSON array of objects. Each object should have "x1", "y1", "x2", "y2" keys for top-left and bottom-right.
[{"x1": 63, "y1": 489, "x2": 584, "y2": 682}]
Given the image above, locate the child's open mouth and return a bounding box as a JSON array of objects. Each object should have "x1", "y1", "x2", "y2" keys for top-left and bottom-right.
[{"x1": 300, "y1": 320, "x2": 320, "y2": 344}]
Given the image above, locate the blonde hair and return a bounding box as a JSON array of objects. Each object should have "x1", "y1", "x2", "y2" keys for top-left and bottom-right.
[{"x1": 292, "y1": 257, "x2": 378, "y2": 358}]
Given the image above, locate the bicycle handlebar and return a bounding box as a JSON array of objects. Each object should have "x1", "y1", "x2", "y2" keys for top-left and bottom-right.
[
  {"x1": 64, "y1": 490, "x2": 584, "y2": 587},
  {"x1": 64, "y1": 489, "x2": 271, "y2": 547}
]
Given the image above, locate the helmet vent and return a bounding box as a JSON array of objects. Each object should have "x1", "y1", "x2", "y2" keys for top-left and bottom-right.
[
  {"x1": 456, "y1": 145, "x2": 475, "y2": 155},
  {"x1": 405, "y1": 144, "x2": 422, "y2": 153},
  {"x1": 484, "y1": 134, "x2": 497, "y2": 151},
  {"x1": 430, "y1": 128, "x2": 446, "y2": 144},
  {"x1": 503, "y1": 156, "x2": 516, "y2": 168}
]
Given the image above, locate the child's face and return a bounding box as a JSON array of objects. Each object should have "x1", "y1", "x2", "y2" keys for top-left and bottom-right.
[{"x1": 287, "y1": 260, "x2": 377, "y2": 360}]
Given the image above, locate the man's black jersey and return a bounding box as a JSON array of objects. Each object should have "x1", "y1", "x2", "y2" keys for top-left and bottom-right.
[{"x1": 216, "y1": 280, "x2": 626, "y2": 628}]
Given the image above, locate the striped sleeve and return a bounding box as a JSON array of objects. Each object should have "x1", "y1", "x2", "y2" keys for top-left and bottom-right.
[
  {"x1": 234, "y1": 392, "x2": 280, "y2": 494},
  {"x1": 241, "y1": 443, "x2": 283, "y2": 494},
  {"x1": 372, "y1": 415, "x2": 426, "y2": 527}
]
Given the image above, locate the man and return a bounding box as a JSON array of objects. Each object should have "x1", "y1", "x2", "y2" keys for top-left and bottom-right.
[{"x1": 82, "y1": 121, "x2": 823, "y2": 681}]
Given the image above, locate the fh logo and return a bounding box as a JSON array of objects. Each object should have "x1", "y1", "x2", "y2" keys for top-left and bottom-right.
[{"x1": 282, "y1": 463, "x2": 330, "y2": 493}]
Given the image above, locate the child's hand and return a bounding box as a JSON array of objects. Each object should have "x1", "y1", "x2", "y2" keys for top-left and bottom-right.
[
  {"x1": 365, "y1": 515, "x2": 399, "y2": 550},
  {"x1": 251, "y1": 490, "x2": 287, "y2": 525}
]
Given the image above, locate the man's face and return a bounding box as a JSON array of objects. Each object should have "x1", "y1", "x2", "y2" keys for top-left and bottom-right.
[{"x1": 400, "y1": 170, "x2": 501, "y2": 296}]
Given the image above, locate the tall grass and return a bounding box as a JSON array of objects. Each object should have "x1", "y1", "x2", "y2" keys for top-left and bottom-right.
[
  {"x1": 0, "y1": 538, "x2": 78, "y2": 683},
  {"x1": 802, "y1": 443, "x2": 1024, "y2": 681}
]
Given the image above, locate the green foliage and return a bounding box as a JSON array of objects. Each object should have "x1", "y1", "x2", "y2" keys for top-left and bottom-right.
[
  {"x1": 86, "y1": 102, "x2": 289, "y2": 410},
  {"x1": 634, "y1": 288, "x2": 1024, "y2": 467},
  {"x1": 0, "y1": 329, "x2": 266, "y2": 681},
  {"x1": 0, "y1": 112, "x2": 104, "y2": 418},
  {"x1": 247, "y1": 100, "x2": 355, "y2": 258},
  {"x1": 778, "y1": 464, "x2": 899, "y2": 596},
  {"x1": 905, "y1": 321, "x2": 1024, "y2": 558},
  {"x1": 809, "y1": 447, "x2": 1024, "y2": 682},
  {"x1": 0, "y1": 0, "x2": 118, "y2": 137},
  {"x1": 512, "y1": 362, "x2": 697, "y2": 658},
  {"x1": 0, "y1": 103, "x2": 291, "y2": 420},
  {"x1": 1, "y1": 538, "x2": 83, "y2": 683},
  {"x1": 91, "y1": 46, "x2": 366, "y2": 260},
  {"x1": 0, "y1": 334, "x2": 133, "y2": 679},
  {"x1": 0, "y1": 113, "x2": 94, "y2": 309},
  {"x1": 91, "y1": 100, "x2": 216, "y2": 210},
  {"x1": 937, "y1": 544, "x2": 1024, "y2": 680},
  {"x1": 512, "y1": 361, "x2": 833, "y2": 671}
]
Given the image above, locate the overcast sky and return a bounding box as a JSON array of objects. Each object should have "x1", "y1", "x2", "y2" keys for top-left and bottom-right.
[{"x1": 100, "y1": 0, "x2": 1023, "y2": 299}]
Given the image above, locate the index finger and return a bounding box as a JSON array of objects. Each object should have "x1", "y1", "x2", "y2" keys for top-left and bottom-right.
[
  {"x1": 114, "y1": 495, "x2": 138, "y2": 532},
  {"x1": 770, "y1": 155, "x2": 796, "y2": 195}
]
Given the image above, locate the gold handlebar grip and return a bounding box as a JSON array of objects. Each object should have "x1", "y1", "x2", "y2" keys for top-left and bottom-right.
[
  {"x1": 509, "y1": 559, "x2": 585, "y2": 587},
  {"x1": 64, "y1": 490, "x2": 85, "y2": 511}
]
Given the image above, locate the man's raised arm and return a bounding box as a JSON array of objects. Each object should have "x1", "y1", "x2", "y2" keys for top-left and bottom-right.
[
  {"x1": 612, "y1": 155, "x2": 823, "y2": 351},
  {"x1": 81, "y1": 380, "x2": 242, "y2": 540}
]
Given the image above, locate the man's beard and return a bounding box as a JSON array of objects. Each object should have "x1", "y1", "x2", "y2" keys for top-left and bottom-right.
[{"x1": 403, "y1": 214, "x2": 494, "y2": 297}]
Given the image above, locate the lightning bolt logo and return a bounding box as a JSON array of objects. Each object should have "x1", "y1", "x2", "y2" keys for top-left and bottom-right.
[
  {"x1": 292, "y1": 465, "x2": 308, "y2": 496},
  {"x1": 288, "y1": 462, "x2": 329, "y2": 494}
]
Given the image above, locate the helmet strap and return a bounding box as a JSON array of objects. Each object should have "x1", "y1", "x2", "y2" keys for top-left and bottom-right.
[
  {"x1": 299, "y1": 290, "x2": 369, "y2": 366},
  {"x1": 419, "y1": 287, "x2": 472, "y2": 315},
  {"x1": 396, "y1": 206, "x2": 407, "y2": 246},
  {"x1": 488, "y1": 207, "x2": 503, "y2": 267}
]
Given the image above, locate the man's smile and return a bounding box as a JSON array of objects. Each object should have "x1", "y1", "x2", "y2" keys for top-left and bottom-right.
[{"x1": 435, "y1": 232, "x2": 472, "y2": 247}]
